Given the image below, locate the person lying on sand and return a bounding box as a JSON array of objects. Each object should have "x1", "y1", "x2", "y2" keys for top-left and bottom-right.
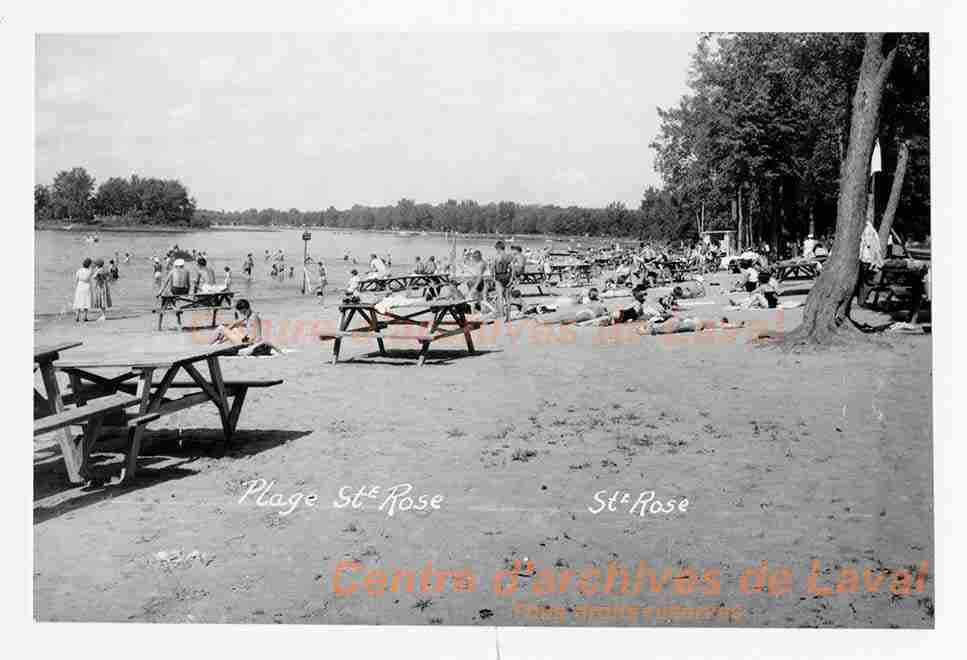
[
  {"x1": 638, "y1": 316, "x2": 745, "y2": 335},
  {"x1": 210, "y1": 298, "x2": 280, "y2": 356},
  {"x1": 671, "y1": 279, "x2": 706, "y2": 300}
]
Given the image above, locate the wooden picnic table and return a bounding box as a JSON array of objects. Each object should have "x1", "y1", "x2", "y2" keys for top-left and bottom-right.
[
  {"x1": 324, "y1": 298, "x2": 480, "y2": 366},
  {"x1": 52, "y1": 344, "x2": 282, "y2": 482},
  {"x1": 154, "y1": 290, "x2": 236, "y2": 330},
  {"x1": 355, "y1": 274, "x2": 451, "y2": 294},
  {"x1": 548, "y1": 262, "x2": 592, "y2": 285},
  {"x1": 773, "y1": 258, "x2": 821, "y2": 282},
  {"x1": 858, "y1": 260, "x2": 928, "y2": 323},
  {"x1": 513, "y1": 271, "x2": 549, "y2": 295},
  {"x1": 34, "y1": 342, "x2": 85, "y2": 482}
]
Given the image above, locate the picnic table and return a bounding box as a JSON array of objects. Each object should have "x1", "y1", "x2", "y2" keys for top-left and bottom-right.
[
  {"x1": 858, "y1": 259, "x2": 928, "y2": 323},
  {"x1": 548, "y1": 262, "x2": 592, "y2": 285},
  {"x1": 49, "y1": 344, "x2": 282, "y2": 482},
  {"x1": 355, "y1": 274, "x2": 451, "y2": 294},
  {"x1": 513, "y1": 271, "x2": 549, "y2": 295},
  {"x1": 773, "y1": 258, "x2": 822, "y2": 282},
  {"x1": 324, "y1": 298, "x2": 480, "y2": 366},
  {"x1": 154, "y1": 290, "x2": 235, "y2": 330},
  {"x1": 34, "y1": 342, "x2": 87, "y2": 482}
]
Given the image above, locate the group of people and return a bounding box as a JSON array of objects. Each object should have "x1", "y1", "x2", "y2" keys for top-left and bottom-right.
[
  {"x1": 72, "y1": 256, "x2": 118, "y2": 322},
  {"x1": 156, "y1": 256, "x2": 231, "y2": 297}
]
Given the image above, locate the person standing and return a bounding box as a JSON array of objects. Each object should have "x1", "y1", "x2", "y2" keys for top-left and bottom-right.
[
  {"x1": 243, "y1": 253, "x2": 255, "y2": 281},
  {"x1": 491, "y1": 240, "x2": 514, "y2": 322},
  {"x1": 73, "y1": 258, "x2": 93, "y2": 322},
  {"x1": 193, "y1": 257, "x2": 217, "y2": 293},
  {"x1": 90, "y1": 258, "x2": 112, "y2": 321},
  {"x1": 158, "y1": 258, "x2": 191, "y2": 296},
  {"x1": 316, "y1": 260, "x2": 328, "y2": 305}
]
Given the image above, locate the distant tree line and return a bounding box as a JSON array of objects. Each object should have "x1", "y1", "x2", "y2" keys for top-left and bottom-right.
[
  {"x1": 35, "y1": 167, "x2": 198, "y2": 225},
  {"x1": 196, "y1": 196, "x2": 696, "y2": 241}
]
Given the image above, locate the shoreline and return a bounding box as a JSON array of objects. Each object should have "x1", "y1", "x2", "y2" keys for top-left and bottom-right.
[{"x1": 35, "y1": 221, "x2": 641, "y2": 245}]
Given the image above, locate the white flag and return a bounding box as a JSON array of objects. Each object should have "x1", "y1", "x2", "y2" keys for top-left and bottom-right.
[{"x1": 871, "y1": 138, "x2": 882, "y2": 174}]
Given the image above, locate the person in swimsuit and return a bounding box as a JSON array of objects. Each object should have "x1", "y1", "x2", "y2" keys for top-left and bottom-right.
[
  {"x1": 158, "y1": 258, "x2": 191, "y2": 296},
  {"x1": 210, "y1": 298, "x2": 279, "y2": 356},
  {"x1": 491, "y1": 240, "x2": 515, "y2": 321}
]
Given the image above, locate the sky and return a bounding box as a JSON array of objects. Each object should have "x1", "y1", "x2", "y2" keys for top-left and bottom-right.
[{"x1": 35, "y1": 33, "x2": 698, "y2": 211}]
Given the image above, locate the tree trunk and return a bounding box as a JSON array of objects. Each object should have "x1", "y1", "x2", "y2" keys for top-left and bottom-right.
[
  {"x1": 878, "y1": 139, "x2": 910, "y2": 254},
  {"x1": 785, "y1": 33, "x2": 896, "y2": 346}
]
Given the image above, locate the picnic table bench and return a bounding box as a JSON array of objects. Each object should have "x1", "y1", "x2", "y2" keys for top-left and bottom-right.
[
  {"x1": 34, "y1": 341, "x2": 86, "y2": 482},
  {"x1": 322, "y1": 298, "x2": 480, "y2": 366},
  {"x1": 48, "y1": 344, "x2": 283, "y2": 482},
  {"x1": 154, "y1": 290, "x2": 235, "y2": 330},
  {"x1": 355, "y1": 274, "x2": 451, "y2": 294}
]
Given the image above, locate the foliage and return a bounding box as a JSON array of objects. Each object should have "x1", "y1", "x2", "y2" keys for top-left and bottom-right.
[
  {"x1": 651, "y1": 33, "x2": 929, "y2": 248},
  {"x1": 36, "y1": 168, "x2": 197, "y2": 225}
]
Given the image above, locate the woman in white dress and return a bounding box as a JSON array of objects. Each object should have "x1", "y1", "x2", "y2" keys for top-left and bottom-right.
[{"x1": 73, "y1": 258, "x2": 93, "y2": 322}]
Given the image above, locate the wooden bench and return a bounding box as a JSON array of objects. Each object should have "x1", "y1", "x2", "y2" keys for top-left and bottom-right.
[
  {"x1": 163, "y1": 379, "x2": 285, "y2": 390},
  {"x1": 35, "y1": 393, "x2": 162, "y2": 483},
  {"x1": 34, "y1": 393, "x2": 142, "y2": 436},
  {"x1": 153, "y1": 306, "x2": 231, "y2": 331}
]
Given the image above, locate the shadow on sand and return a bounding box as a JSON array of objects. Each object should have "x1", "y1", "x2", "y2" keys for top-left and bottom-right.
[
  {"x1": 339, "y1": 348, "x2": 500, "y2": 366},
  {"x1": 33, "y1": 428, "x2": 312, "y2": 524}
]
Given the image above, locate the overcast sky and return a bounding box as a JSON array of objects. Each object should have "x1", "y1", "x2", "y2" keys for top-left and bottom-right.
[{"x1": 35, "y1": 33, "x2": 697, "y2": 211}]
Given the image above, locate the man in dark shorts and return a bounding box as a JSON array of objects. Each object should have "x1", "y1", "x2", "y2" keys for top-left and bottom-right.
[
  {"x1": 492, "y1": 240, "x2": 515, "y2": 321},
  {"x1": 158, "y1": 258, "x2": 191, "y2": 296}
]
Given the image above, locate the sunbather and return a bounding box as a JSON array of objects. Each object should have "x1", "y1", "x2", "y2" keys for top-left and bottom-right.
[
  {"x1": 210, "y1": 298, "x2": 280, "y2": 356},
  {"x1": 638, "y1": 316, "x2": 745, "y2": 335}
]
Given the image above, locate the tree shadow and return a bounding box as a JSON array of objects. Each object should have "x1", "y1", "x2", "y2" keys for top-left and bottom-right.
[{"x1": 33, "y1": 428, "x2": 312, "y2": 523}]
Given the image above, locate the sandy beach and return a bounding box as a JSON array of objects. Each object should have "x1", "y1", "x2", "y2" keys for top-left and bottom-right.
[{"x1": 32, "y1": 271, "x2": 933, "y2": 627}]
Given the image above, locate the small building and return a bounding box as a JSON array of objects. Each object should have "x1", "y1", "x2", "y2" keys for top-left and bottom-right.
[{"x1": 700, "y1": 230, "x2": 737, "y2": 255}]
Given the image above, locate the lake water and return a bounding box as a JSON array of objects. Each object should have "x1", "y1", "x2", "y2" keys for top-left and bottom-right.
[{"x1": 34, "y1": 228, "x2": 580, "y2": 316}]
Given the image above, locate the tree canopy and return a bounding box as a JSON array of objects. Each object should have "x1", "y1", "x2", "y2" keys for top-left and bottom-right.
[
  {"x1": 35, "y1": 169, "x2": 198, "y2": 225},
  {"x1": 651, "y1": 33, "x2": 929, "y2": 248}
]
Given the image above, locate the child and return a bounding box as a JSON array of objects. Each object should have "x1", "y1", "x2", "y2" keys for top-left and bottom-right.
[{"x1": 223, "y1": 266, "x2": 232, "y2": 291}]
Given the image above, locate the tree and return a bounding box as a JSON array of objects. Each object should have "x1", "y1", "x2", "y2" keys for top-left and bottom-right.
[
  {"x1": 94, "y1": 177, "x2": 134, "y2": 216},
  {"x1": 50, "y1": 167, "x2": 96, "y2": 220},
  {"x1": 784, "y1": 33, "x2": 896, "y2": 346},
  {"x1": 34, "y1": 184, "x2": 51, "y2": 220},
  {"x1": 877, "y1": 138, "x2": 910, "y2": 252}
]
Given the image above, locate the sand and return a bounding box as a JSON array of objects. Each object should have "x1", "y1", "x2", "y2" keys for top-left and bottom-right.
[{"x1": 32, "y1": 272, "x2": 933, "y2": 627}]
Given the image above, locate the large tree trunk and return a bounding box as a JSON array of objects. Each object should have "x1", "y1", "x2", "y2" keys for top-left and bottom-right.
[
  {"x1": 785, "y1": 34, "x2": 896, "y2": 345},
  {"x1": 878, "y1": 139, "x2": 910, "y2": 254}
]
